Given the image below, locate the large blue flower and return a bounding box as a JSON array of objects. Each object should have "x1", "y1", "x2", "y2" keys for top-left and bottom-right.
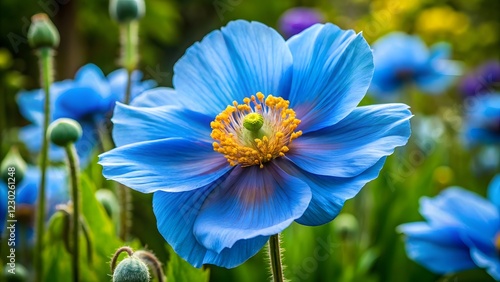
[
  {"x1": 0, "y1": 166, "x2": 68, "y2": 243},
  {"x1": 463, "y1": 93, "x2": 500, "y2": 146},
  {"x1": 369, "y1": 32, "x2": 459, "y2": 99},
  {"x1": 17, "y1": 64, "x2": 156, "y2": 165},
  {"x1": 99, "y1": 21, "x2": 412, "y2": 268},
  {"x1": 398, "y1": 175, "x2": 500, "y2": 280}
]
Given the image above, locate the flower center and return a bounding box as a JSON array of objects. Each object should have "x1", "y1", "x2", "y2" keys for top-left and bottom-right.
[{"x1": 211, "y1": 92, "x2": 302, "y2": 168}]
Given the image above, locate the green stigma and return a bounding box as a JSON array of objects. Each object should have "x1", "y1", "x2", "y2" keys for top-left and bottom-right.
[{"x1": 243, "y1": 113, "x2": 264, "y2": 132}]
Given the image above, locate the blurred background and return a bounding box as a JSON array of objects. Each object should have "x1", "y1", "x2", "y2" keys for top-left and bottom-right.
[{"x1": 1, "y1": 0, "x2": 499, "y2": 281}]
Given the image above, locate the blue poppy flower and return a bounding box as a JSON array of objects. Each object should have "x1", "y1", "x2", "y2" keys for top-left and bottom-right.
[
  {"x1": 463, "y1": 93, "x2": 500, "y2": 146},
  {"x1": 0, "y1": 166, "x2": 68, "y2": 243},
  {"x1": 99, "y1": 20, "x2": 412, "y2": 268},
  {"x1": 398, "y1": 175, "x2": 500, "y2": 280},
  {"x1": 369, "y1": 32, "x2": 460, "y2": 100},
  {"x1": 17, "y1": 64, "x2": 156, "y2": 165},
  {"x1": 278, "y1": 7, "x2": 324, "y2": 38}
]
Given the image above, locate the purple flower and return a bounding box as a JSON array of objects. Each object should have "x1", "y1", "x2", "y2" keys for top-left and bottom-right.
[
  {"x1": 278, "y1": 7, "x2": 324, "y2": 38},
  {"x1": 460, "y1": 61, "x2": 500, "y2": 97}
]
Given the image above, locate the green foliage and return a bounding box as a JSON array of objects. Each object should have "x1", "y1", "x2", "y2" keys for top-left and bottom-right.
[{"x1": 165, "y1": 245, "x2": 210, "y2": 282}]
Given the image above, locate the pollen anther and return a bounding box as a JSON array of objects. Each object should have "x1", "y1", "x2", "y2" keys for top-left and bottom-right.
[{"x1": 211, "y1": 92, "x2": 301, "y2": 168}]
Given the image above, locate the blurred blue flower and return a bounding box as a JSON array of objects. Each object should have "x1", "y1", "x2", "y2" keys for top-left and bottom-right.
[
  {"x1": 278, "y1": 7, "x2": 324, "y2": 38},
  {"x1": 99, "y1": 20, "x2": 411, "y2": 268},
  {"x1": 369, "y1": 32, "x2": 459, "y2": 100},
  {"x1": 398, "y1": 175, "x2": 500, "y2": 280},
  {"x1": 463, "y1": 93, "x2": 500, "y2": 146},
  {"x1": 0, "y1": 166, "x2": 68, "y2": 244},
  {"x1": 460, "y1": 61, "x2": 500, "y2": 97},
  {"x1": 17, "y1": 64, "x2": 156, "y2": 165}
]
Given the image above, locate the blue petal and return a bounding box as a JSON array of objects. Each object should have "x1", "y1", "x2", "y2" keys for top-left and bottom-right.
[
  {"x1": 107, "y1": 69, "x2": 157, "y2": 102},
  {"x1": 74, "y1": 64, "x2": 110, "y2": 96},
  {"x1": 99, "y1": 138, "x2": 231, "y2": 193},
  {"x1": 398, "y1": 222, "x2": 477, "y2": 273},
  {"x1": 370, "y1": 33, "x2": 429, "y2": 97},
  {"x1": 173, "y1": 20, "x2": 292, "y2": 116},
  {"x1": 129, "y1": 87, "x2": 183, "y2": 108},
  {"x1": 74, "y1": 122, "x2": 99, "y2": 167},
  {"x1": 112, "y1": 103, "x2": 213, "y2": 147},
  {"x1": 54, "y1": 87, "x2": 109, "y2": 120},
  {"x1": 469, "y1": 245, "x2": 500, "y2": 280},
  {"x1": 287, "y1": 104, "x2": 411, "y2": 177},
  {"x1": 193, "y1": 163, "x2": 311, "y2": 252},
  {"x1": 16, "y1": 89, "x2": 44, "y2": 124},
  {"x1": 153, "y1": 188, "x2": 268, "y2": 268},
  {"x1": 419, "y1": 188, "x2": 499, "y2": 244},
  {"x1": 19, "y1": 124, "x2": 67, "y2": 161},
  {"x1": 286, "y1": 23, "x2": 373, "y2": 132},
  {"x1": 488, "y1": 174, "x2": 500, "y2": 208},
  {"x1": 276, "y1": 157, "x2": 386, "y2": 226}
]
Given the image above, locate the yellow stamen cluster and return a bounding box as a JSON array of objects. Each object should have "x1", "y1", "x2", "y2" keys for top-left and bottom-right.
[{"x1": 211, "y1": 92, "x2": 302, "y2": 168}]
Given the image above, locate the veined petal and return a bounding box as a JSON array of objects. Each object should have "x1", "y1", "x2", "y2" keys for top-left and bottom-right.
[
  {"x1": 287, "y1": 104, "x2": 411, "y2": 177},
  {"x1": 287, "y1": 23, "x2": 373, "y2": 132},
  {"x1": 419, "y1": 187, "x2": 500, "y2": 244},
  {"x1": 397, "y1": 222, "x2": 477, "y2": 273},
  {"x1": 193, "y1": 163, "x2": 311, "y2": 252},
  {"x1": 173, "y1": 20, "x2": 292, "y2": 116},
  {"x1": 275, "y1": 157, "x2": 386, "y2": 226},
  {"x1": 153, "y1": 189, "x2": 268, "y2": 268},
  {"x1": 112, "y1": 103, "x2": 212, "y2": 147},
  {"x1": 129, "y1": 87, "x2": 183, "y2": 108},
  {"x1": 99, "y1": 138, "x2": 231, "y2": 193}
]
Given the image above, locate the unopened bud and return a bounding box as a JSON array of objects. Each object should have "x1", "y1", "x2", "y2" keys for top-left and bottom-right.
[
  {"x1": 113, "y1": 257, "x2": 150, "y2": 282},
  {"x1": 1, "y1": 147, "x2": 27, "y2": 184},
  {"x1": 48, "y1": 118, "x2": 82, "y2": 147},
  {"x1": 27, "y1": 14, "x2": 60, "y2": 49},
  {"x1": 109, "y1": 0, "x2": 145, "y2": 23}
]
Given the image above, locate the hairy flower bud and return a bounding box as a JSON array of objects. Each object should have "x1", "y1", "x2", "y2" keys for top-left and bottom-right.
[
  {"x1": 109, "y1": 0, "x2": 145, "y2": 23},
  {"x1": 48, "y1": 118, "x2": 83, "y2": 147},
  {"x1": 113, "y1": 257, "x2": 150, "y2": 282},
  {"x1": 27, "y1": 14, "x2": 60, "y2": 49},
  {"x1": 1, "y1": 147, "x2": 26, "y2": 184}
]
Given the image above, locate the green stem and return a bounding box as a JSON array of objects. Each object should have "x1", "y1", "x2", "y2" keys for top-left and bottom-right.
[
  {"x1": 268, "y1": 234, "x2": 285, "y2": 282},
  {"x1": 34, "y1": 47, "x2": 53, "y2": 282},
  {"x1": 120, "y1": 21, "x2": 138, "y2": 104},
  {"x1": 117, "y1": 21, "x2": 138, "y2": 240},
  {"x1": 65, "y1": 144, "x2": 81, "y2": 282}
]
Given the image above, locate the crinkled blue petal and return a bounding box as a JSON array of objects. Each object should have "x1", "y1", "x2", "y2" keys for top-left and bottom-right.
[
  {"x1": 275, "y1": 157, "x2": 386, "y2": 226},
  {"x1": 112, "y1": 103, "x2": 213, "y2": 147},
  {"x1": 54, "y1": 87, "x2": 109, "y2": 120},
  {"x1": 419, "y1": 187, "x2": 499, "y2": 246},
  {"x1": 99, "y1": 138, "x2": 231, "y2": 193},
  {"x1": 369, "y1": 32, "x2": 429, "y2": 97},
  {"x1": 469, "y1": 245, "x2": 500, "y2": 280},
  {"x1": 107, "y1": 69, "x2": 157, "y2": 102},
  {"x1": 153, "y1": 187, "x2": 269, "y2": 269},
  {"x1": 415, "y1": 44, "x2": 459, "y2": 95},
  {"x1": 173, "y1": 20, "x2": 292, "y2": 116},
  {"x1": 74, "y1": 64, "x2": 110, "y2": 96},
  {"x1": 286, "y1": 23, "x2": 373, "y2": 132},
  {"x1": 129, "y1": 87, "x2": 181, "y2": 108},
  {"x1": 193, "y1": 162, "x2": 311, "y2": 252},
  {"x1": 287, "y1": 104, "x2": 411, "y2": 177},
  {"x1": 397, "y1": 222, "x2": 477, "y2": 273},
  {"x1": 488, "y1": 174, "x2": 500, "y2": 208}
]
